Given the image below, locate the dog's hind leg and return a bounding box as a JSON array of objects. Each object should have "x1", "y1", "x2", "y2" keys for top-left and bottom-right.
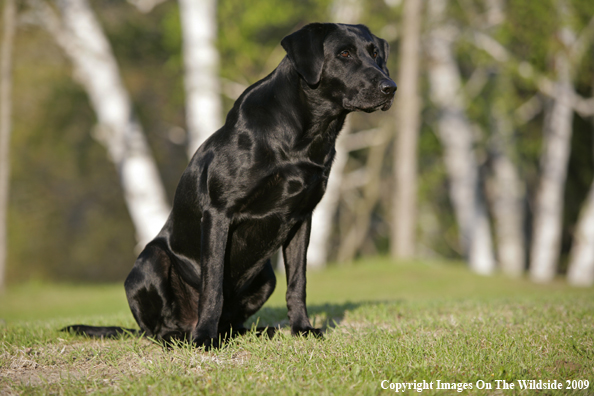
[{"x1": 125, "y1": 242, "x2": 198, "y2": 341}]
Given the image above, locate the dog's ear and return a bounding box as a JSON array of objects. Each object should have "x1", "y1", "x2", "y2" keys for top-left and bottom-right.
[{"x1": 281, "y1": 23, "x2": 333, "y2": 86}]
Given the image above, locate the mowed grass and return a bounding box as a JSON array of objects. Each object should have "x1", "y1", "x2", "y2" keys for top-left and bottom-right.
[{"x1": 1, "y1": 258, "x2": 593, "y2": 395}]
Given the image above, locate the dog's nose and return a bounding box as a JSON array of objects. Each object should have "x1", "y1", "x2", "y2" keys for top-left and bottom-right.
[{"x1": 380, "y1": 79, "x2": 397, "y2": 95}]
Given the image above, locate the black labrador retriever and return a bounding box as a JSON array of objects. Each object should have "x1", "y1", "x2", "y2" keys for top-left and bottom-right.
[{"x1": 64, "y1": 23, "x2": 396, "y2": 349}]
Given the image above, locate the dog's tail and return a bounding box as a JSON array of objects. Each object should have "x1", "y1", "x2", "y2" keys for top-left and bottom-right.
[{"x1": 61, "y1": 324, "x2": 140, "y2": 338}]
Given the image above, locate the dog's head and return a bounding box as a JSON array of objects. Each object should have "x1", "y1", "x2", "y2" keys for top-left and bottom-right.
[{"x1": 281, "y1": 23, "x2": 396, "y2": 113}]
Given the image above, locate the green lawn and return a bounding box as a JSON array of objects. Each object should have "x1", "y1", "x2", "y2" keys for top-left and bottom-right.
[{"x1": 1, "y1": 258, "x2": 593, "y2": 395}]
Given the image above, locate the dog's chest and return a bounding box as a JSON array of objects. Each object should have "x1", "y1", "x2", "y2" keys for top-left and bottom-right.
[
  {"x1": 227, "y1": 160, "x2": 328, "y2": 268},
  {"x1": 235, "y1": 158, "x2": 330, "y2": 219}
]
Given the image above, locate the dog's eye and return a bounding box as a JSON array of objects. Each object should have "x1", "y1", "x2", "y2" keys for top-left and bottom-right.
[
  {"x1": 372, "y1": 49, "x2": 379, "y2": 59},
  {"x1": 339, "y1": 50, "x2": 351, "y2": 58}
]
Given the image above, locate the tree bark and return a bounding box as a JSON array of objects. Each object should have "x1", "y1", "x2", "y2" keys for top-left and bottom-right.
[
  {"x1": 391, "y1": 0, "x2": 423, "y2": 259},
  {"x1": 127, "y1": 0, "x2": 167, "y2": 13},
  {"x1": 307, "y1": 126, "x2": 350, "y2": 268},
  {"x1": 0, "y1": 0, "x2": 16, "y2": 292},
  {"x1": 179, "y1": 0, "x2": 223, "y2": 158},
  {"x1": 29, "y1": 0, "x2": 171, "y2": 250},
  {"x1": 488, "y1": 83, "x2": 526, "y2": 277},
  {"x1": 567, "y1": 177, "x2": 594, "y2": 286},
  {"x1": 426, "y1": 0, "x2": 496, "y2": 274},
  {"x1": 481, "y1": 0, "x2": 526, "y2": 277},
  {"x1": 567, "y1": 78, "x2": 594, "y2": 287},
  {"x1": 529, "y1": 2, "x2": 575, "y2": 283},
  {"x1": 529, "y1": 75, "x2": 573, "y2": 283},
  {"x1": 329, "y1": 0, "x2": 362, "y2": 23}
]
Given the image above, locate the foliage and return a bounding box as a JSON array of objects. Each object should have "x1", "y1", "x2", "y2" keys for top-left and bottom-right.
[
  {"x1": 2, "y1": 0, "x2": 594, "y2": 282},
  {"x1": 217, "y1": 0, "x2": 333, "y2": 83},
  {"x1": 8, "y1": 24, "x2": 136, "y2": 282},
  {"x1": 7, "y1": 1, "x2": 188, "y2": 283}
]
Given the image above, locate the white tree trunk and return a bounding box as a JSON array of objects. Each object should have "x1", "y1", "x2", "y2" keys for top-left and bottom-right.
[
  {"x1": 337, "y1": 126, "x2": 389, "y2": 263},
  {"x1": 179, "y1": 0, "x2": 223, "y2": 158},
  {"x1": 308, "y1": 128, "x2": 350, "y2": 268},
  {"x1": 489, "y1": 95, "x2": 526, "y2": 277},
  {"x1": 127, "y1": 0, "x2": 167, "y2": 13},
  {"x1": 329, "y1": 0, "x2": 362, "y2": 23},
  {"x1": 426, "y1": 0, "x2": 496, "y2": 274},
  {"x1": 481, "y1": 0, "x2": 526, "y2": 277},
  {"x1": 307, "y1": 0, "x2": 361, "y2": 269},
  {"x1": 567, "y1": 178, "x2": 594, "y2": 286},
  {"x1": 529, "y1": 11, "x2": 575, "y2": 283},
  {"x1": 529, "y1": 85, "x2": 573, "y2": 283},
  {"x1": 0, "y1": 0, "x2": 16, "y2": 292},
  {"x1": 30, "y1": 0, "x2": 171, "y2": 249},
  {"x1": 392, "y1": 0, "x2": 422, "y2": 259}
]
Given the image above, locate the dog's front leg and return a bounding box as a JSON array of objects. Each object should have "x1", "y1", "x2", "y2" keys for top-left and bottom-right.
[
  {"x1": 282, "y1": 215, "x2": 322, "y2": 337},
  {"x1": 192, "y1": 209, "x2": 229, "y2": 349}
]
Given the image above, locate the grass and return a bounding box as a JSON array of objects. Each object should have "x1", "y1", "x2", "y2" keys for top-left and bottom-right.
[{"x1": 1, "y1": 257, "x2": 593, "y2": 395}]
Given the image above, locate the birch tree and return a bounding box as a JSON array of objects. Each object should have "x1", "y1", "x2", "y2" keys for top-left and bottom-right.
[
  {"x1": 469, "y1": 3, "x2": 594, "y2": 280},
  {"x1": 568, "y1": 175, "x2": 594, "y2": 286},
  {"x1": 307, "y1": 0, "x2": 361, "y2": 268},
  {"x1": 0, "y1": 0, "x2": 16, "y2": 292},
  {"x1": 179, "y1": 0, "x2": 223, "y2": 158},
  {"x1": 482, "y1": 0, "x2": 526, "y2": 277},
  {"x1": 426, "y1": 0, "x2": 496, "y2": 274},
  {"x1": 529, "y1": 74, "x2": 573, "y2": 283},
  {"x1": 565, "y1": 18, "x2": 594, "y2": 287},
  {"x1": 529, "y1": 0, "x2": 576, "y2": 283},
  {"x1": 127, "y1": 0, "x2": 166, "y2": 13},
  {"x1": 128, "y1": 0, "x2": 223, "y2": 159},
  {"x1": 338, "y1": 125, "x2": 390, "y2": 262},
  {"x1": 391, "y1": 0, "x2": 422, "y2": 259},
  {"x1": 488, "y1": 82, "x2": 526, "y2": 277},
  {"x1": 307, "y1": 130, "x2": 350, "y2": 268},
  {"x1": 28, "y1": 0, "x2": 170, "y2": 250}
]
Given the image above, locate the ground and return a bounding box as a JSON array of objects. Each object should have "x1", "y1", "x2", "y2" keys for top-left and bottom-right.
[{"x1": 1, "y1": 258, "x2": 593, "y2": 395}]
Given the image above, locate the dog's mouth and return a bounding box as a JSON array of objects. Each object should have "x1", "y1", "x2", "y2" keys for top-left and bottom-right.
[
  {"x1": 359, "y1": 97, "x2": 395, "y2": 113},
  {"x1": 380, "y1": 96, "x2": 394, "y2": 111},
  {"x1": 343, "y1": 94, "x2": 395, "y2": 113}
]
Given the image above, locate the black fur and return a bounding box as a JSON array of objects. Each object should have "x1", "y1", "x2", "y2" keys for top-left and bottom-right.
[{"x1": 62, "y1": 23, "x2": 396, "y2": 349}]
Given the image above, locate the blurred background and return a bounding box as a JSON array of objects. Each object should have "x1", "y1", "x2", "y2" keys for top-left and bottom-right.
[{"x1": 1, "y1": 0, "x2": 593, "y2": 290}]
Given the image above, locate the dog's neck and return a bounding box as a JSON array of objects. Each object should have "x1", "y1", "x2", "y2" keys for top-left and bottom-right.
[
  {"x1": 273, "y1": 57, "x2": 348, "y2": 141},
  {"x1": 223, "y1": 58, "x2": 348, "y2": 165}
]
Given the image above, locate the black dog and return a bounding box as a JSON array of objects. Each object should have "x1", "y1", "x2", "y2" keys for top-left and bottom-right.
[{"x1": 64, "y1": 23, "x2": 396, "y2": 348}]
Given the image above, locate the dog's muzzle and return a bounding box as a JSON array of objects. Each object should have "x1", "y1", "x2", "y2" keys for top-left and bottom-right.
[{"x1": 379, "y1": 79, "x2": 397, "y2": 111}]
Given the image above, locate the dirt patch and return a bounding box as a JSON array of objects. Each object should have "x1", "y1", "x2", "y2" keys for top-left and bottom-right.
[
  {"x1": 0, "y1": 336, "x2": 256, "y2": 393},
  {"x1": 1, "y1": 339, "x2": 156, "y2": 393}
]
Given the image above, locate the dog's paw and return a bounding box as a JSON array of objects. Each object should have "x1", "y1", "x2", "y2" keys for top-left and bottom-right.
[
  {"x1": 192, "y1": 333, "x2": 220, "y2": 351},
  {"x1": 255, "y1": 326, "x2": 277, "y2": 339},
  {"x1": 291, "y1": 327, "x2": 323, "y2": 338}
]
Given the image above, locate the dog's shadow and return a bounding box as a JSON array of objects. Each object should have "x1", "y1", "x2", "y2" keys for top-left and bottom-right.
[{"x1": 247, "y1": 299, "x2": 403, "y2": 333}]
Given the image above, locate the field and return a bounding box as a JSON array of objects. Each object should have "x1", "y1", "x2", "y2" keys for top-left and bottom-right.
[{"x1": 1, "y1": 258, "x2": 593, "y2": 395}]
